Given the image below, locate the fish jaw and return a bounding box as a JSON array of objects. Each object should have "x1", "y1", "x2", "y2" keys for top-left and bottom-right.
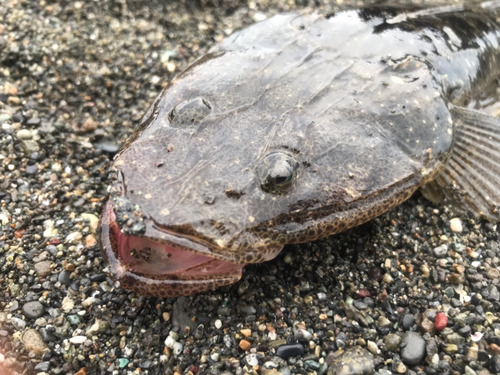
[{"x1": 99, "y1": 200, "x2": 252, "y2": 297}]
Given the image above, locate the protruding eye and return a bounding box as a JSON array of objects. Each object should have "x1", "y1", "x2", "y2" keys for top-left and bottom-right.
[
  {"x1": 168, "y1": 97, "x2": 212, "y2": 127},
  {"x1": 256, "y1": 151, "x2": 299, "y2": 194}
]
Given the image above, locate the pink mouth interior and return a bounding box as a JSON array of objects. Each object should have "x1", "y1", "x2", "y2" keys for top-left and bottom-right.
[{"x1": 110, "y1": 210, "x2": 244, "y2": 277}]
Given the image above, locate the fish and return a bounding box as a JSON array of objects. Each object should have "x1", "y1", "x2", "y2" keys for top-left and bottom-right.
[{"x1": 99, "y1": 2, "x2": 500, "y2": 297}]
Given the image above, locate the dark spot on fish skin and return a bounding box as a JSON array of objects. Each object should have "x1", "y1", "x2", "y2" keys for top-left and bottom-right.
[{"x1": 226, "y1": 190, "x2": 245, "y2": 199}]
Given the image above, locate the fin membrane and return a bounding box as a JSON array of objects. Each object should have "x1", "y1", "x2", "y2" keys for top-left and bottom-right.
[{"x1": 426, "y1": 105, "x2": 500, "y2": 221}]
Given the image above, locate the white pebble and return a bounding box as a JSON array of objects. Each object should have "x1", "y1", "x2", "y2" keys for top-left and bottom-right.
[
  {"x1": 214, "y1": 319, "x2": 222, "y2": 329},
  {"x1": 173, "y1": 341, "x2": 183, "y2": 356},
  {"x1": 69, "y1": 336, "x2": 86, "y2": 344},
  {"x1": 450, "y1": 218, "x2": 463, "y2": 232},
  {"x1": 246, "y1": 353, "x2": 259, "y2": 366},
  {"x1": 471, "y1": 332, "x2": 483, "y2": 342},
  {"x1": 164, "y1": 335, "x2": 176, "y2": 349}
]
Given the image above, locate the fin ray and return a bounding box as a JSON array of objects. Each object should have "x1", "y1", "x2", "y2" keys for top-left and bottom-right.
[{"x1": 424, "y1": 105, "x2": 500, "y2": 221}]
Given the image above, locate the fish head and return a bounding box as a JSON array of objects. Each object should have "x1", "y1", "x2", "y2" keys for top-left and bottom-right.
[{"x1": 99, "y1": 12, "x2": 454, "y2": 297}]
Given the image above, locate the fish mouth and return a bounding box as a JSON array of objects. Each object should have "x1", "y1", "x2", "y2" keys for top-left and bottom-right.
[{"x1": 99, "y1": 200, "x2": 281, "y2": 297}]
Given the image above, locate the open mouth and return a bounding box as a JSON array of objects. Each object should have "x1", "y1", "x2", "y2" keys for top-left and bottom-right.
[{"x1": 99, "y1": 200, "x2": 247, "y2": 297}]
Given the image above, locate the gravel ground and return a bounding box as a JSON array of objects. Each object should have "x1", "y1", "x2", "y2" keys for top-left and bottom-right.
[{"x1": 1, "y1": 1, "x2": 500, "y2": 375}]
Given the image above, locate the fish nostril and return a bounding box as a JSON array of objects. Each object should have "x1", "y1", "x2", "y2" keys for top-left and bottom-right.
[{"x1": 204, "y1": 196, "x2": 216, "y2": 205}]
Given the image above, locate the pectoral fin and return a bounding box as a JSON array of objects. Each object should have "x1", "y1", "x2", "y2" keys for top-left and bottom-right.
[{"x1": 421, "y1": 105, "x2": 500, "y2": 221}]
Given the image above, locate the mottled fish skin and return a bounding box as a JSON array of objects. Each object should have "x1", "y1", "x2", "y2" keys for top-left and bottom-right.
[{"x1": 100, "y1": 4, "x2": 500, "y2": 297}]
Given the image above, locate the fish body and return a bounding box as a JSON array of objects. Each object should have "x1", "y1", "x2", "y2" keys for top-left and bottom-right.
[{"x1": 99, "y1": 3, "x2": 500, "y2": 297}]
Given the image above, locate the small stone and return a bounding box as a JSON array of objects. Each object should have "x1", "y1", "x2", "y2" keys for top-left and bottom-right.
[
  {"x1": 246, "y1": 353, "x2": 259, "y2": 366},
  {"x1": 329, "y1": 347, "x2": 374, "y2": 375},
  {"x1": 34, "y1": 361, "x2": 50, "y2": 372},
  {"x1": 81, "y1": 213, "x2": 99, "y2": 233},
  {"x1": 304, "y1": 360, "x2": 320, "y2": 371},
  {"x1": 367, "y1": 340, "x2": 379, "y2": 354},
  {"x1": 395, "y1": 361, "x2": 407, "y2": 374},
  {"x1": 295, "y1": 328, "x2": 313, "y2": 341},
  {"x1": 400, "y1": 332, "x2": 425, "y2": 365},
  {"x1": 382, "y1": 273, "x2": 393, "y2": 283},
  {"x1": 490, "y1": 343, "x2": 500, "y2": 355},
  {"x1": 173, "y1": 341, "x2": 183, "y2": 356},
  {"x1": 434, "y1": 312, "x2": 448, "y2": 330},
  {"x1": 276, "y1": 343, "x2": 304, "y2": 359},
  {"x1": 67, "y1": 315, "x2": 81, "y2": 325},
  {"x1": 447, "y1": 333, "x2": 465, "y2": 345},
  {"x1": 25, "y1": 164, "x2": 38, "y2": 175},
  {"x1": 467, "y1": 346, "x2": 478, "y2": 361},
  {"x1": 240, "y1": 328, "x2": 251, "y2": 337},
  {"x1": 402, "y1": 314, "x2": 415, "y2": 330},
  {"x1": 443, "y1": 344, "x2": 458, "y2": 353},
  {"x1": 165, "y1": 335, "x2": 175, "y2": 349},
  {"x1": 487, "y1": 268, "x2": 500, "y2": 280},
  {"x1": 34, "y1": 261, "x2": 52, "y2": 277},
  {"x1": 23, "y1": 329, "x2": 48, "y2": 355},
  {"x1": 450, "y1": 218, "x2": 463, "y2": 232},
  {"x1": 61, "y1": 296, "x2": 75, "y2": 312},
  {"x1": 58, "y1": 271, "x2": 71, "y2": 286},
  {"x1": 16, "y1": 129, "x2": 33, "y2": 139},
  {"x1": 377, "y1": 316, "x2": 392, "y2": 328},
  {"x1": 22, "y1": 302, "x2": 45, "y2": 320},
  {"x1": 239, "y1": 339, "x2": 251, "y2": 351},
  {"x1": 214, "y1": 319, "x2": 222, "y2": 329},
  {"x1": 69, "y1": 336, "x2": 86, "y2": 344},
  {"x1": 11, "y1": 317, "x2": 26, "y2": 330},
  {"x1": 433, "y1": 245, "x2": 448, "y2": 258},
  {"x1": 385, "y1": 334, "x2": 401, "y2": 352}
]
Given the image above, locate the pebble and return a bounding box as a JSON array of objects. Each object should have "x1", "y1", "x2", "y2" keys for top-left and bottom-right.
[
  {"x1": 23, "y1": 329, "x2": 48, "y2": 355},
  {"x1": 246, "y1": 353, "x2": 259, "y2": 366},
  {"x1": 25, "y1": 164, "x2": 38, "y2": 175},
  {"x1": 16, "y1": 129, "x2": 33, "y2": 139},
  {"x1": 276, "y1": 343, "x2": 304, "y2": 359},
  {"x1": 433, "y1": 245, "x2": 448, "y2": 258},
  {"x1": 239, "y1": 339, "x2": 251, "y2": 351},
  {"x1": 434, "y1": 312, "x2": 448, "y2": 330},
  {"x1": 61, "y1": 296, "x2": 75, "y2": 312},
  {"x1": 11, "y1": 317, "x2": 26, "y2": 330},
  {"x1": 400, "y1": 332, "x2": 425, "y2": 365},
  {"x1": 367, "y1": 340, "x2": 379, "y2": 355},
  {"x1": 487, "y1": 268, "x2": 500, "y2": 280},
  {"x1": 329, "y1": 347, "x2": 374, "y2": 375},
  {"x1": 173, "y1": 341, "x2": 183, "y2": 356},
  {"x1": 34, "y1": 361, "x2": 50, "y2": 372},
  {"x1": 34, "y1": 261, "x2": 52, "y2": 277},
  {"x1": 22, "y1": 302, "x2": 45, "y2": 319},
  {"x1": 69, "y1": 336, "x2": 87, "y2": 344},
  {"x1": 402, "y1": 314, "x2": 415, "y2": 330},
  {"x1": 384, "y1": 334, "x2": 401, "y2": 352},
  {"x1": 377, "y1": 316, "x2": 392, "y2": 328},
  {"x1": 58, "y1": 270, "x2": 72, "y2": 286},
  {"x1": 450, "y1": 218, "x2": 463, "y2": 232}
]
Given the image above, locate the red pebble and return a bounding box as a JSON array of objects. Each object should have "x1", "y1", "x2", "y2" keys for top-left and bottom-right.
[
  {"x1": 434, "y1": 312, "x2": 448, "y2": 330},
  {"x1": 50, "y1": 238, "x2": 60, "y2": 245},
  {"x1": 358, "y1": 289, "x2": 371, "y2": 297}
]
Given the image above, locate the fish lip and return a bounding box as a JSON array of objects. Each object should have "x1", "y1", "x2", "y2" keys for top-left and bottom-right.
[{"x1": 98, "y1": 199, "x2": 244, "y2": 297}]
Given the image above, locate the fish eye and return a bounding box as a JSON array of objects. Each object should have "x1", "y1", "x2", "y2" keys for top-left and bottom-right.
[
  {"x1": 256, "y1": 151, "x2": 299, "y2": 194},
  {"x1": 168, "y1": 97, "x2": 212, "y2": 128}
]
